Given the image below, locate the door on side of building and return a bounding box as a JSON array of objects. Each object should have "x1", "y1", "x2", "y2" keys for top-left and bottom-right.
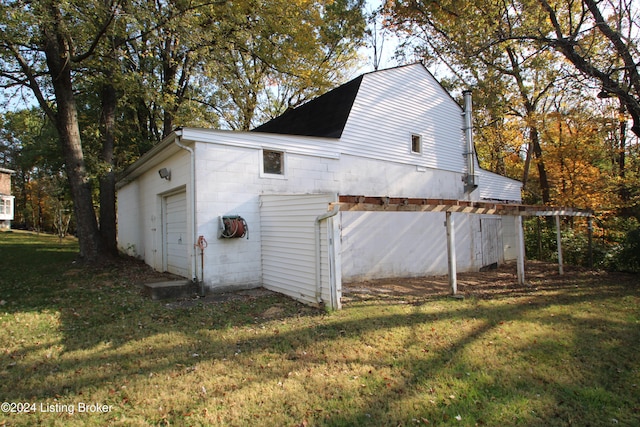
[
  {"x1": 481, "y1": 217, "x2": 503, "y2": 270},
  {"x1": 163, "y1": 191, "x2": 189, "y2": 277}
]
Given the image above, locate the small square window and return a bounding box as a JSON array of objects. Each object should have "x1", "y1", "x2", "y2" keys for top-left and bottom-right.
[
  {"x1": 411, "y1": 134, "x2": 422, "y2": 154},
  {"x1": 263, "y1": 149, "x2": 284, "y2": 175}
]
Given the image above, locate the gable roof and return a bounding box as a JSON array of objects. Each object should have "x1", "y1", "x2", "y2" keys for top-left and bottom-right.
[{"x1": 252, "y1": 75, "x2": 363, "y2": 138}]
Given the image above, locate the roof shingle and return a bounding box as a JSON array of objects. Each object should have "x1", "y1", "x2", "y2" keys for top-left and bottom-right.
[{"x1": 252, "y1": 75, "x2": 363, "y2": 138}]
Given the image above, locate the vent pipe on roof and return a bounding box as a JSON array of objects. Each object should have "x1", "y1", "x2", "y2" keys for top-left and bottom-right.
[{"x1": 463, "y1": 90, "x2": 478, "y2": 193}]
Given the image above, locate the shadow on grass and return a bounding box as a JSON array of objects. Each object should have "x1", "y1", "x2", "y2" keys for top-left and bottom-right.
[{"x1": 1, "y1": 232, "x2": 639, "y2": 426}]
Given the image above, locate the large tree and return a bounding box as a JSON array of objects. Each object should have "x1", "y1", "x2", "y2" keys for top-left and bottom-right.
[
  {"x1": 1, "y1": 0, "x2": 366, "y2": 262},
  {"x1": 384, "y1": 0, "x2": 557, "y2": 203},
  {"x1": 535, "y1": 0, "x2": 640, "y2": 138},
  {"x1": 0, "y1": 0, "x2": 118, "y2": 261},
  {"x1": 384, "y1": 0, "x2": 639, "y2": 208}
]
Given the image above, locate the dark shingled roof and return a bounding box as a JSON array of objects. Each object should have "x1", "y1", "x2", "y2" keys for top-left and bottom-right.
[{"x1": 252, "y1": 75, "x2": 363, "y2": 138}]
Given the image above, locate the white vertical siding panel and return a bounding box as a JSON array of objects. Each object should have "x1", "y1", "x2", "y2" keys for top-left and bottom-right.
[{"x1": 260, "y1": 194, "x2": 336, "y2": 306}]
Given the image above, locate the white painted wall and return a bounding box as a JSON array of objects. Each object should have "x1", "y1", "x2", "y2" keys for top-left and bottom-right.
[
  {"x1": 192, "y1": 141, "x2": 340, "y2": 291},
  {"x1": 118, "y1": 132, "x2": 519, "y2": 289},
  {"x1": 117, "y1": 149, "x2": 192, "y2": 276},
  {"x1": 116, "y1": 64, "x2": 523, "y2": 293},
  {"x1": 340, "y1": 211, "x2": 478, "y2": 281},
  {"x1": 187, "y1": 128, "x2": 476, "y2": 291},
  {"x1": 337, "y1": 155, "x2": 463, "y2": 199}
]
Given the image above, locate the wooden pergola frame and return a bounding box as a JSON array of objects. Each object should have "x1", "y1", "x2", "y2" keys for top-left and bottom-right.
[{"x1": 332, "y1": 195, "x2": 593, "y2": 295}]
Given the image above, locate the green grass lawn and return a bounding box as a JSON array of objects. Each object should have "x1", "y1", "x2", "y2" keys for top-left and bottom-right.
[{"x1": 1, "y1": 231, "x2": 639, "y2": 426}]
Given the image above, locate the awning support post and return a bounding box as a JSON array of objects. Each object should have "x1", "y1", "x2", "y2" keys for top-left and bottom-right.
[
  {"x1": 555, "y1": 215, "x2": 564, "y2": 275},
  {"x1": 445, "y1": 211, "x2": 457, "y2": 294},
  {"x1": 515, "y1": 215, "x2": 526, "y2": 285},
  {"x1": 587, "y1": 216, "x2": 593, "y2": 269}
]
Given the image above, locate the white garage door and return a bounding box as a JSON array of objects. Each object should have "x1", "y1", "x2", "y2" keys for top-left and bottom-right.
[{"x1": 164, "y1": 191, "x2": 188, "y2": 277}]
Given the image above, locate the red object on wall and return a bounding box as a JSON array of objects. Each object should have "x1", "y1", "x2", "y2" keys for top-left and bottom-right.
[{"x1": 220, "y1": 216, "x2": 248, "y2": 239}]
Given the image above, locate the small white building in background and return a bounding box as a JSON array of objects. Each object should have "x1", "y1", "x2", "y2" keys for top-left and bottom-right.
[
  {"x1": 0, "y1": 168, "x2": 15, "y2": 230},
  {"x1": 116, "y1": 63, "x2": 523, "y2": 309}
]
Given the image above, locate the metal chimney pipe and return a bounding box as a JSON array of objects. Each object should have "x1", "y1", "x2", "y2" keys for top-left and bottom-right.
[{"x1": 462, "y1": 90, "x2": 477, "y2": 192}]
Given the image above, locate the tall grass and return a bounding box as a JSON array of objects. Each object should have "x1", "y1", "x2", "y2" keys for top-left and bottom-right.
[{"x1": 1, "y1": 231, "x2": 639, "y2": 426}]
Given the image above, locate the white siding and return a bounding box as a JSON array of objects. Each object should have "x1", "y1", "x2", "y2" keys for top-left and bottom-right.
[
  {"x1": 477, "y1": 169, "x2": 522, "y2": 202},
  {"x1": 340, "y1": 65, "x2": 467, "y2": 174},
  {"x1": 260, "y1": 194, "x2": 339, "y2": 307}
]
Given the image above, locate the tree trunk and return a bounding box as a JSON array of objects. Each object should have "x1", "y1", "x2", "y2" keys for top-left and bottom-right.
[
  {"x1": 100, "y1": 82, "x2": 118, "y2": 254},
  {"x1": 43, "y1": 7, "x2": 104, "y2": 262},
  {"x1": 530, "y1": 125, "x2": 551, "y2": 204}
]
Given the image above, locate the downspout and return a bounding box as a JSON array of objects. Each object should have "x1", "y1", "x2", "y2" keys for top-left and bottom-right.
[
  {"x1": 315, "y1": 205, "x2": 340, "y2": 306},
  {"x1": 174, "y1": 134, "x2": 199, "y2": 288},
  {"x1": 463, "y1": 90, "x2": 478, "y2": 193}
]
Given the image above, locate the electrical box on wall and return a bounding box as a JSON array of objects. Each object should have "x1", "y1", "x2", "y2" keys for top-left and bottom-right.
[{"x1": 218, "y1": 215, "x2": 248, "y2": 239}]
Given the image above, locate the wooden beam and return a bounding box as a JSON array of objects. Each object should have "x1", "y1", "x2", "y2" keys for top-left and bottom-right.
[{"x1": 334, "y1": 196, "x2": 592, "y2": 217}]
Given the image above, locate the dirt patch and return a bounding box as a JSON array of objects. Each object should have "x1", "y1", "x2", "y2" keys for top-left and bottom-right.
[
  {"x1": 261, "y1": 304, "x2": 286, "y2": 319},
  {"x1": 342, "y1": 261, "x2": 638, "y2": 303},
  {"x1": 163, "y1": 288, "x2": 276, "y2": 309}
]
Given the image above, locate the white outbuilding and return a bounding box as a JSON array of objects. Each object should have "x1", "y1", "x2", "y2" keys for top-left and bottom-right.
[{"x1": 116, "y1": 63, "x2": 528, "y2": 309}]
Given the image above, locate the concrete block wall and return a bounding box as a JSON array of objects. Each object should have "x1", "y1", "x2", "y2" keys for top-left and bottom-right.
[
  {"x1": 117, "y1": 150, "x2": 191, "y2": 273},
  {"x1": 194, "y1": 143, "x2": 340, "y2": 291}
]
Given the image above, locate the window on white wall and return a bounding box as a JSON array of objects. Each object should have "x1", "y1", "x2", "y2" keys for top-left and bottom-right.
[
  {"x1": 262, "y1": 149, "x2": 285, "y2": 176},
  {"x1": 411, "y1": 134, "x2": 422, "y2": 154}
]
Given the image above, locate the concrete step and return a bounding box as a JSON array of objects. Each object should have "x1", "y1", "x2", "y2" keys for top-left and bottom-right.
[{"x1": 143, "y1": 280, "x2": 198, "y2": 300}]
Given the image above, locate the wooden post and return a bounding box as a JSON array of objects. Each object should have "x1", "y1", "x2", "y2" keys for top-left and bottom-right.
[
  {"x1": 587, "y1": 216, "x2": 593, "y2": 269},
  {"x1": 536, "y1": 217, "x2": 542, "y2": 258},
  {"x1": 555, "y1": 215, "x2": 564, "y2": 275},
  {"x1": 445, "y1": 211, "x2": 457, "y2": 295},
  {"x1": 515, "y1": 215, "x2": 526, "y2": 285}
]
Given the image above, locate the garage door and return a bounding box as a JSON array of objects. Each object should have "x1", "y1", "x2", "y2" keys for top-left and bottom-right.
[{"x1": 164, "y1": 191, "x2": 188, "y2": 277}]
